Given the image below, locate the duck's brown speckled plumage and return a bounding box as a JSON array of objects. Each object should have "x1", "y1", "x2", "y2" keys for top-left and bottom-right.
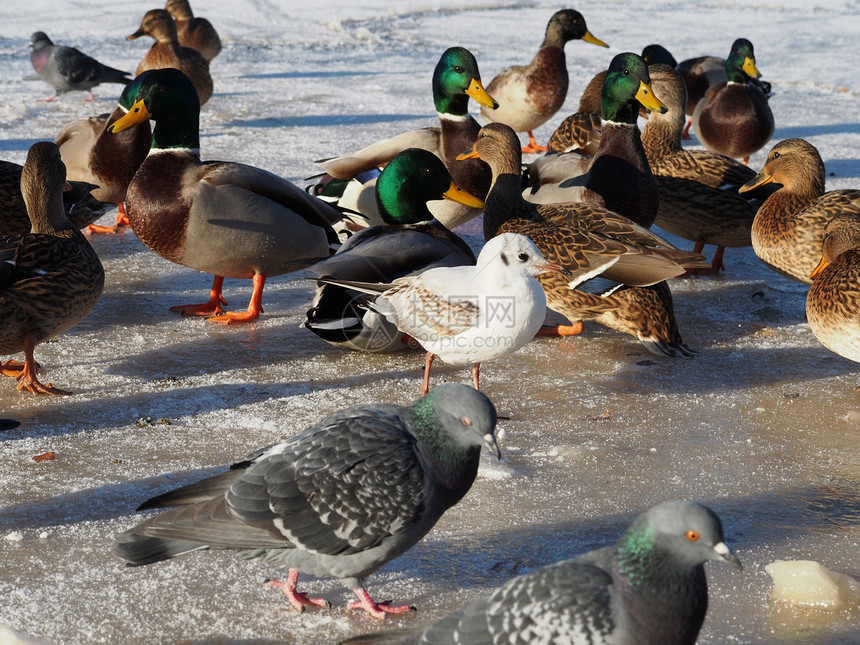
[
  {"x1": 592, "y1": 282, "x2": 695, "y2": 357},
  {"x1": 128, "y1": 9, "x2": 213, "y2": 105},
  {"x1": 0, "y1": 142, "x2": 104, "y2": 394},
  {"x1": 742, "y1": 138, "x2": 860, "y2": 284},
  {"x1": 480, "y1": 9, "x2": 607, "y2": 144},
  {"x1": 0, "y1": 160, "x2": 108, "y2": 235},
  {"x1": 642, "y1": 65, "x2": 767, "y2": 269},
  {"x1": 461, "y1": 123, "x2": 705, "y2": 351},
  {"x1": 806, "y1": 215, "x2": 860, "y2": 364},
  {"x1": 165, "y1": 0, "x2": 221, "y2": 63},
  {"x1": 546, "y1": 111, "x2": 602, "y2": 155}
]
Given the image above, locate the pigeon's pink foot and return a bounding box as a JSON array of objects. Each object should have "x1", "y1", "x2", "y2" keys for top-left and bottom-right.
[
  {"x1": 348, "y1": 587, "x2": 416, "y2": 619},
  {"x1": 268, "y1": 569, "x2": 330, "y2": 612}
]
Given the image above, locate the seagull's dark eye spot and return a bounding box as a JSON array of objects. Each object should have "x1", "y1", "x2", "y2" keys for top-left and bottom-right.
[
  {"x1": 461, "y1": 416, "x2": 473, "y2": 426},
  {"x1": 686, "y1": 530, "x2": 700, "y2": 542},
  {"x1": 517, "y1": 252, "x2": 529, "y2": 262},
  {"x1": 499, "y1": 252, "x2": 509, "y2": 266}
]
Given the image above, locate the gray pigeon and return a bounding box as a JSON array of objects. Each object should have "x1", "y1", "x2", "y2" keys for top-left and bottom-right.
[
  {"x1": 29, "y1": 31, "x2": 131, "y2": 102},
  {"x1": 343, "y1": 500, "x2": 741, "y2": 644},
  {"x1": 113, "y1": 383, "x2": 500, "y2": 618}
]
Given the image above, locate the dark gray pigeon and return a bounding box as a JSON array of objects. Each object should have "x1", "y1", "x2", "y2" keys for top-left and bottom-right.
[
  {"x1": 113, "y1": 383, "x2": 500, "y2": 618},
  {"x1": 29, "y1": 31, "x2": 131, "y2": 102},
  {"x1": 342, "y1": 500, "x2": 741, "y2": 644}
]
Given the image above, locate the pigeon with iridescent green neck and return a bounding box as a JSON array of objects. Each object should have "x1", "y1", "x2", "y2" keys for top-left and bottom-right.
[
  {"x1": 342, "y1": 500, "x2": 741, "y2": 644},
  {"x1": 113, "y1": 383, "x2": 500, "y2": 619}
]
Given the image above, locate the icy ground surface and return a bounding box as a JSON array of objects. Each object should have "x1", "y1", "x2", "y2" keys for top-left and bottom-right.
[{"x1": 0, "y1": 0, "x2": 858, "y2": 643}]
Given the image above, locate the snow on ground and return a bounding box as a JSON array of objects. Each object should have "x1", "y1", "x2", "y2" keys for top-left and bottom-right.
[{"x1": 1, "y1": 1, "x2": 859, "y2": 643}]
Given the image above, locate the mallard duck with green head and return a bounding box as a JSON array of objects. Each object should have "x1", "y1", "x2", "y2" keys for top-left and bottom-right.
[
  {"x1": 1, "y1": 142, "x2": 105, "y2": 395},
  {"x1": 741, "y1": 138, "x2": 860, "y2": 283},
  {"x1": 109, "y1": 68, "x2": 343, "y2": 324},
  {"x1": 691, "y1": 38, "x2": 773, "y2": 164},
  {"x1": 305, "y1": 148, "x2": 481, "y2": 352},
  {"x1": 480, "y1": 8, "x2": 608, "y2": 154},
  {"x1": 806, "y1": 214, "x2": 860, "y2": 364},
  {"x1": 459, "y1": 123, "x2": 706, "y2": 351},
  {"x1": 54, "y1": 70, "x2": 154, "y2": 231},
  {"x1": 526, "y1": 52, "x2": 667, "y2": 230},
  {"x1": 315, "y1": 47, "x2": 498, "y2": 231}
]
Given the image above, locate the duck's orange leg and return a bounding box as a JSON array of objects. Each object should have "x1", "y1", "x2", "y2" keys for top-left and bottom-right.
[
  {"x1": 691, "y1": 246, "x2": 726, "y2": 275},
  {"x1": 10, "y1": 334, "x2": 71, "y2": 395},
  {"x1": 115, "y1": 202, "x2": 130, "y2": 227},
  {"x1": 682, "y1": 118, "x2": 693, "y2": 140},
  {"x1": 170, "y1": 275, "x2": 228, "y2": 316},
  {"x1": 208, "y1": 274, "x2": 265, "y2": 325},
  {"x1": 521, "y1": 131, "x2": 548, "y2": 154},
  {"x1": 537, "y1": 321, "x2": 584, "y2": 336}
]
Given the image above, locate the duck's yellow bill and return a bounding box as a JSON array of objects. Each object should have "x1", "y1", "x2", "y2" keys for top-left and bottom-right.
[
  {"x1": 582, "y1": 31, "x2": 609, "y2": 48},
  {"x1": 456, "y1": 147, "x2": 479, "y2": 161},
  {"x1": 636, "y1": 81, "x2": 667, "y2": 114},
  {"x1": 108, "y1": 99, "x2": 152, "y2": 134},
  {"x1": 466, "y1": 79, "x2": 499, "y2": 110},
  {"x1": 739, "y1": 171, "x2": 773, "y2": 194},
  {"x1": 809, "y1": 257, "x2": 829, "y2": 280},
  {"x1": 742, "y1": 57, "x2": 762, "y2": 79},
  {"x1": 443, "y1": 182, "x2": 484, "y2": 208}
]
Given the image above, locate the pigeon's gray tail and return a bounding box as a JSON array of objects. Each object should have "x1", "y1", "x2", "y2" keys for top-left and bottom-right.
[{"x1": 112, "y1": 530, "x2": 206, "y2": 566}]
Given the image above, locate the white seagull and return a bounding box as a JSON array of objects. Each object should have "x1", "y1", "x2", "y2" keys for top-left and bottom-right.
[{"x1": 318, "y1": 232, "x2": 569, "y2": 393}]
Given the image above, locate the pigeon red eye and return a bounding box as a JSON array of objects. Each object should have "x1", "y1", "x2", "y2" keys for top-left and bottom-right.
[
  {"x1": 461, "y1": 416, "x2": 473, "y2": 426},
  {"x1": 686, "y1": 530, "x2": 700, "y2": 541}
]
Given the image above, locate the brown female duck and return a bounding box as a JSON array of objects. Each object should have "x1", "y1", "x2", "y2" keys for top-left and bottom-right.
[
  {"x1": 740, "y1": 138, "x2": 860, "y2": 283},
  {"x1": 642, "y1": 64, "x2": 769, "y2": 273},
  {"x1": 691, "y1": 38, "x2": 773, "y2": 164},
  {"x1": 109, "y1": 68, "x2": 342, "y2": 324},
  {"x1": 165, "y1": 0, "x2": 221, "y2": 62},
  {"x1": 0, "y1": 160, "x2": 108, "y2": 235},
  {"x1": 806, "y1": 215, "x2": 860, "y2": 364},
  {"x1": 480, "y1": 9, "x2": 608, "y2": 153},
  {"x1": 0, "y1": 142, "x2": 105, "y2": 395},
  {"x1": 128, "y1": 9, "x2": 213, "y2": 105},
  {"x1": 459, "y1": 123, "x2": 706, "y2": 352}
]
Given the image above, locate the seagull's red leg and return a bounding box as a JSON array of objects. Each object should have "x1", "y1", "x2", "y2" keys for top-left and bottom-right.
[
  {"x1": 521, "y1": 131, "x2": 548, "y2": 154},
  {"x1": 267, "y1": 569, "x2": 330, "y2": 611},
  {"x1": 472, "y1": 362, "x2": 480, "y2": 390},
  {"x1": 208, "y1": 274, "x2": 265, "y2": 325},
  {"x1": 13, "y1": 334, "x2": 70, "y2": 395},
  {"x1": 170, "y1": 275, "x2": 228, "y2": 317},
  {"x1": 420, "y1": 352, "x2": 435, "y2": 395},
  {"x1": 348, "y1": 587, "x2": 415, "y2": 619}
]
